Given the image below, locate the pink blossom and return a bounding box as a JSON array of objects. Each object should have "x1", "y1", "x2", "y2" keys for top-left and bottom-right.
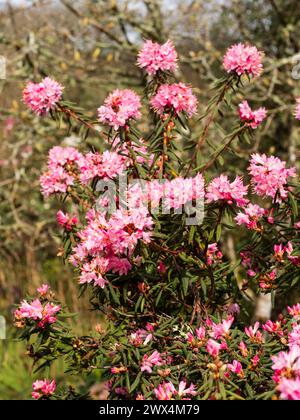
[
  {"x1": 70, "y1": 207, "x2": 152, "y2": 288},
  {"x1": 154, "y1": 381, "x2": 196, "y2": 400},
  {"x1": 223, "y1": 43, "x2": 264, "y2": 77},
  {"x1": 271, "y1": 346, "x2": 300, "y2": 381},
  {"x1": 137, "y1": 40, "x2": 178, "y2": 75},
  {"x1": 288, "y1": 325, "x2": 300, "y2": 348},
  {"x1": 40, "y1": 146, "x2": 85, "y2": 197},
  {"x1": 15, "y1": 299, "x2": 43, "y2": 320},
  {"x1": 141, "y1": 350, "x2": 163, "y2": 373},
  {"x1": 98, "y1": 89, "x2": 142, "y2": 130},
  {"x1": 251, "y1": 354, "x2": 260, "y2": 367},
  {"x1": 129, "y1": 328, "x2": 153, "y2": 347},
  {"x1": 177, "y1": 381, "x2": 197, "y2": 398},
  {"x1": 227, "y1": 360, "x2": 243, "y2": 375},
  {"x1": 154, "y1": 382, "x2": 176, "y2": 400},
  {"x1": 238, "y1": 341, "x2": 248, "y2": 357},
  {"x1": 295, "y1": 98, "x2": 300, "y2": 121},
  {"x1": 57, "y1": 210, "x2": 78, "y2": 231},
  {"x1": 248, "y1": 153, "x2": 296, "y2": 202},
  {"x1": 259, "y1": 270, "x2": 277, "y2": 290},
  {"x1": 263, "y1": 320, "x2": 284, "y2": 337},
  {"x1": 239, "y1": 101, "x2": 267, "y2": 129},
  {"x1": 288, "y1": 303, "x2": 300, "y2": 321},
  {"x1": 151, "y1": 82, "x2": 198, "y2": 117},
  {"x1": 245, "y1": 322, "x2": 263, "y2": 343},
  {"x1": 206, "y1": 175, "x2": 248, "y2": 207},
  {"x1": 79, "y1": 257, "x2": 110, "y2": 288},
  {"x1": 23, "y1": 77, "x2": 63, "y2": 116},
  {"x1": 196, "y1": 327, "x2": 206, "y2": 341},
  {"x1": 210, "y1": 316, "x2": 234, "y2": 340},
  {"x1": 48, "y1": 146, "x2": 84, "y2": 170},
  {"x1": 37, "y1": 284, "x2": 50, "y2": 297},
  {"x1": 206, "y1": 243, "x2": 223, "y2": 266},
  {"x1": 206, "y1": 339, "x2": 221, "y2": 358},
  {"x1": 277, "y1": 378, "x2": 300, "y2": 400},
  {"x1": 79, "y1": 151, "x2": 126, "y2": 184},
  {"x1": 32, "y1": 379, "x2": 56, "y2": 399},
  {"x1": 15, "y1": 298, "x2": 60, "y2": 329},
  {"x1": 40, "y1": 167, "x2": 74, "y2": 197}
]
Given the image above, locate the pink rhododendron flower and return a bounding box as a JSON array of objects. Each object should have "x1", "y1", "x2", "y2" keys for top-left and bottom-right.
[
  {"x1": 154, "y1": 382, "x2": 176, "y2": 400},
  {"x1": 40, "y1": 146, "x2": 84, "y2": 197},
  {"x1": 206, "y1": 339, "x2": 221, "y2": 358},
  {"x1": 238, "y1": 100, "x2": 267, "y2": 129},
  {"x1": 79, "y1": 257, "x2": 110, "y2": 288},
  {"x1": 210, "y1": 316, "x2": 234, "y2": 340},
  {"x1": 271, "y1": 346, "x2": 300, "y2": 382},
  {"x1": 206, "y1": 175, "x2": 248, "y2": 207},
  {"x1": 151, "y1": 82, "x2": 198, "y2": 117},
  {"x1": 238, "y1": 341, "x2": 248, "y2": 357},
  {"x1": 137, "y1": 40, "x2": 178, "y2": 75},
  {"x1": 251, "y1": 354, "x2": 260, "y2": 367},
  {"x1": 32, "y1": 379, "x2": 56, "y2": 400},
  {"x1": 40, "y1": 167, "x2": 74, "y2": 197},
  {"x1": 57, "y1": 210, "x2": 78, "y2": 231},
  {"x1": 98, "y1": 89, "x2": 142, "y2": 130},
  {"x1": 227, "y1": 360, "x2": 243, "y2": 376},
  {"x1": 277, "y1": 378, "x2": 300, "y2": 400},
  {"x1": 263, "y1": 320, "x2": 284, "y2": 337},
  {"x1": 48, "y1": 146, "x2": 84, "y2": 170},
  {"x1": 141, "y1": 350, "x2": 163, "y2": 373},
  {"x1": 248, "y1": 154, "x2": 296, "y2": 202},
  {"x1": 206, "y1": 243, "x2": 223, "y2": 266},
  {"x1": 153, "y1": 381, "x2": 196, "y2": 400},
  {"x1": 245, "y1": 322, "x2": 263, "y2": 343},
  {"x1": 295, "y1": 98, "x2": 300, "y2": 121},
  {"x1": 288, "y1": 303, "x2": 300, "y2": 321},
  {"x1": 289, "y1": 325, "x2": 300, "y2": 348},
  {"x1": 235, "y1": 203, "x2": 265, "y2": 231},
  {"x1": 259, "y1": 270, "x2": 277, "y2": 290},
  {"x1": 14, "y1": 299, "x2": 60, "y2": 328},
  {"x1": 223, "y1": 43, "x2": 264, "y2": 77},
  {"x1": 70, "y1": 207, "x2": 152, "y2": 287},
  {"x1": 37, "y1": 284, "x2": 50, "y2": 297},
  {"x1": 129, "y1": 326, "x2": 153, "y2": 347},
  {"x1": 177, "y1": 381, "x2": 197, "y2": 398},
  {"x1": 23, "y1": 77, "x2": 63, "y2": 116},
  {"x1": 79, "y1": 151, "x2": 126, "y2": 184}
]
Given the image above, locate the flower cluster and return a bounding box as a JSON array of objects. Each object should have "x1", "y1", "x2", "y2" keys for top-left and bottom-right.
[
  {"x1": 238, "y1": 100, "x2": 267, "y2": 129},
  {"x1": 137, "y1": 40, "x2": 178, "y2": 75},
  {"x1": 14, "y1": 286, "x2": 60, "y2": 329},
  {"x1": 98, "y1": 89, "x2": 142, "y2": 130},
  {"x1": 235, "y1": 203, "x2": 265, "y2": 230},
  {"x1": 40, "y1": 146, "x2": 127, "y2": 197},
  {"x1": 79, "y1": 151, "x2": 126, "y2": 185},
  {"x1": 70, "y1": 207, "x2": 153, "y2": 288},
  {"x1": 23, "y1": 77, "x2": 63, "y2": 116},
  {"x1": 248, "y1": 154, "x2": 296, "y2": 201},
  {"x1": 151, "y1": 82, "x2": 198, "y2": 117},
  {"x1": 57, "y1": 210, "x2": 78, "y2": 231},
  {"x1": 127, "y1": 173, "x2": 205, "y2": 211},
  {"x1": 32, "y1": 379, "x2": 56, "y2": 400},
  {"x1": 206, "y1": 175, "x2": 248, "y2": 207},
  {"x1": 153, "y1": 381, "x2": 196, "y2": 400},
  {"x1": 223, "y1": 43, "x2": 264, "y2": 77}
]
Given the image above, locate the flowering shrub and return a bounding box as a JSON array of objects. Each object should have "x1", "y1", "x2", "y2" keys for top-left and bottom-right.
[{"x1": 16, "y1": 39, "x2": 300, "y2": 400}]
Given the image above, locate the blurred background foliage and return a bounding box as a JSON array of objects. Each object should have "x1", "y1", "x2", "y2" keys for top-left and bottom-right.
[{"x1": 0, "y1": 0, "x2": 300, "y2": 398}]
